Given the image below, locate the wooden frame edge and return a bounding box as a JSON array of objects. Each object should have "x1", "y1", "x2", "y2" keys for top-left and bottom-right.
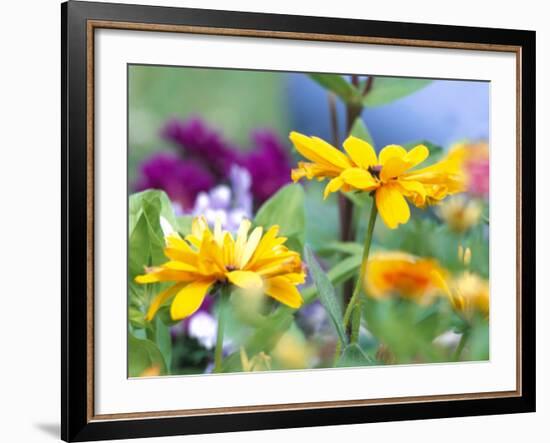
[{"x1": 74, "y1": 10, "x2": 530, "y2": 432}]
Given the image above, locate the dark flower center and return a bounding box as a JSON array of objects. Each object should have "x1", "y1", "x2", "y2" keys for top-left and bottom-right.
[{"x1": 368, "y1": 165, "x2": 382, "y2": 180}]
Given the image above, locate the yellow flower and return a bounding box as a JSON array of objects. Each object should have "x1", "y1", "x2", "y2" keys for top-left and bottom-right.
[
  {"x1": 446, "y1": 272, "x2": 489, "y2": 318},
  {"x1": 289, "y1": 132, "x2": 465, "y2": 229},
  {"x1": 364, "y1": 251, "x2": 448, "y2": 304},
  {"x1": 136, "y1": 217, "x2": 305, "y2": 321},
  {"x1": 272, "y1": 332, "x2": 310, "y2": 369},
  {"x1": 437, "y1": 196, "x2": 483, "y2": 232},
  {"x1": 458, "y1": 245, "x2": 472, "y2": 266},
  {"x1": 139, "y1": 364, "x2": 161, "y2": 377}
]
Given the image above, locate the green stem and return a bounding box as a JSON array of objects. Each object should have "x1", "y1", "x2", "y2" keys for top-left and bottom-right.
[
  {"x1": 213, "y1": 286, "x2": 230, "y2": 373},
  {"x1": 334, "y1": 199, "x2": 377, "y2": 362},
  {"x1": 453, "y1": 330, "x2": 470, "y2": 361},
  {"x1": 350, "y1": 201, "x2": 378, "y2": 343}
]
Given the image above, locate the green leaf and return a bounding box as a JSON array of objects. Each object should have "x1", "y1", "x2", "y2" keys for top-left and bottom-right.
[
  {"x1": 128, "y1": 333, "x2": 167, "y2": 377},
  {"x1": 336, "y1": 343, "x2": 375, "y2": 368},
  {"x1": 317, "y1": 241, "x2": 364, "y2": 257},
  {"x1": 303, "y1": 181, "x2": 340, "y2": 250},
  {"x1": 220, "y1": 252, "x2": 363, "y2": 372},
  {"x1": 467, "y1": 319, "x2": 489, "y2": 361},
  {"x1": 349, "y1": 117, "x2": 375, "y2": 147},
  {"x1": 176, "y1": 215, "x2": 193, "y2": 236},
  {"x1": 308, "y1": 73, "x2": 361, "y2": 104},
  {"x1": 222, "y1": 309, "x2": 293, "y2": 372},
  {"x1": 304, "y1": 246, "x2": 348, "y2": 345},
  {"x1": 129, "y1": 190, "x2": 177, "y2": 237},
  {"x1": 302, "y1": 254, "x2": 362, "y2": 304},
  {"x1": 254, "y1": 184, "x2": 306, "y2": 252},
  {"x1": 364, "y1": 297, "x2": 449, "y2": 363},
  {"x1": 128, "y1": 191, "x2": 174, "y2": 279},
  {"x1": 363, "y1": 77, "x2": 432, "y2": 107},
  {"x1": 153, "y1": 316, "x2": 172, "y2": 369},
  {"x1": 129, "y1": 306, "x2": 147, "y2": 330}
]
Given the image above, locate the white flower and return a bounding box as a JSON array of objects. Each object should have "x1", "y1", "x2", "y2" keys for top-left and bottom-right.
[
  {"x1": 209, "y1": 185, "x2": 231, "y2": 209},
  {"x1": 159, "y1": 216, "x2": 176, "y2": 237},
  {"x1": 188, "y1": 312, "x2": 218, "y2": 349}
]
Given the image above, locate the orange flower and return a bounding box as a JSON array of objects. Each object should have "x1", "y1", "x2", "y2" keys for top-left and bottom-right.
[{"x1": 364, "y1": 251, "x2": 448, "y2": 304}]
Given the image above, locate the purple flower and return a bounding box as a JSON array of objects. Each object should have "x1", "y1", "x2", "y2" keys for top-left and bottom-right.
[
  {"x1": 140, "y1": 117, "x2": 292, "y2": 210},
  {"x1": 134, "y1": 152, "x2": 214, "y2": 210},
  {"x1": 230, "y1": 164, "x2": 253, "y2": 215},
  {"x1": 243, "y1": 130, "x2": 292, "y2": 203},
  {"x1": 161, "y1": 117, "x2": 241, "y2": 178}
]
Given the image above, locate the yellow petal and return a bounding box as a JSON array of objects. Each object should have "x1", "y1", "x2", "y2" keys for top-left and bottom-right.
[
  {"x1": 291, "y1": 167, "x2": 307, "y2": 182},
  {"x1": 340, "y1": 168, "x2": 378, "y2": 190},
  {"x1": 234, "y1": 219, "x2": 251, "y2": 267},
  {"x1": 375, "y1": 185, "x2": 411, "y2": 229},
  {"x1": 222, "y1": 231, "x2": 235, "y2": 268},
  {"x1": 135, "y1": 268, "x2": 195, "y2": 284},
  {"x1": 282, "y1": 272, "x2": 307, "y2": 284},
  {"x1": 170, "y1": 280, "x2": 215, "y2": 320},
  {"x1": 145, "y1": 283, "x2": 184, "y2": 321},
  {"x1": 403, "y1": 144, "x2": 429, "y2": 167},
  {"x1": 342, "y1": 136, "x2": 377, "y2": 169},
  {"x1": 240, "y1": 226, "x2": 263, "y2": 269},
  {"x1": 248, "y1": 225, "x2": 280, "y2": 266},
  {"x1": 291, "y1": 162, "x2": 340, "y2": 182},
  {"x1": 379, "y1": 144, "x2": 407, "y2": 165},
  {"x1": 213, "y1": 216, "x2": 224, "y2": 246},
  {"x1": 264, "y1": 277, "x2": 303, "y2": 309},
  {"x1": 396, "y1": 179, "x2": 427, "y2": 206},
  {"x1": 165, "y1": 233, "x2": 189, "y2": 250},
  {"x1": 185, "y1": 234, "x2": 202, "y2": 249},
  {"x1": 163, "y1": 247, "x2": 196, "y2": 263},
  {"x1": 240, "y1": 346, "x2": 251, "y2": 372},
  {"x1": 162, "y1": 261, "x2": 199, "y2": 272},
  {"x1": 323, "y1": 176, "x2": 344, "y2": 199},
  {"x1": 135, "y1": 268, "x2": 165, "y2": 284},
  {"x1": 289, "y1": 132, "x2": 351, "y2": 170},
  {"x1": 252, "y1": 251, "x2": 299, "y2": 270},
  {"x1": 380, "y1": 156, "x2": 410, "y2": 182},
  {"x1": 226, "y1": 270, "x2": 264, "y2": 290},
  {"x1": 191, "y1": 216, "x2": 210, "y2": 239}
]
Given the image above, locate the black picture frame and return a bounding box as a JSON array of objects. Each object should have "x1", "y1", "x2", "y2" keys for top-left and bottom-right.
[{"x1": 62, "y1": 1, "x2": 536, "y2": 441}]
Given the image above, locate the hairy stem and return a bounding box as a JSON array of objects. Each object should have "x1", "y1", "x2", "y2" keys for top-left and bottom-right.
[
  {"x1": 453, "y1": 329, "x2": 470, "y2": 361},
  {"x1": 328, "y1": 92, "x2": 340, "y2": 147},
  {"x1": 213, "y1": 286, "x2": 230, "y2": 373},
  {"x1": 341, "y1": 81, "x2": 363, "y2": 307},
  {"x1": 350, "y1": 202, "x2": 378, "y2": 344},
  {"x1": 334, "y1": 199, "x2": 378, "y2": 361}
]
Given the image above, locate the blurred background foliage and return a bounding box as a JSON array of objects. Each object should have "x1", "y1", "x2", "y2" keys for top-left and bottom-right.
[{"x1": 128, "y1": 66, "x2": 290, "y2": 183}]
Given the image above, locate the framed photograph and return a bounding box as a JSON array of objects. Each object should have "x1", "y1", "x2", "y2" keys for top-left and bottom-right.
[{"x1": 61, "y1": 1, "x2": 535, "y2": 441}]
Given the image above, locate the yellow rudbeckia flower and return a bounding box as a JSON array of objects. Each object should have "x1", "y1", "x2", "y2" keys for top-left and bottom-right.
[
  {"x1": 364, "y1": 251, "x2": 448, "y2": 304},
  {"x1": 446, "y1": 272, "x2": 489, "y2": 319},
  {"x1": 437, "y1": 196, "x2": 483, "y2": 232},
  {"x1": 136, "y1": 217, "x2": 305, "y2": 321},
  {"x1": 290, "y1": 132, "x2": 465, "y2": 229}
]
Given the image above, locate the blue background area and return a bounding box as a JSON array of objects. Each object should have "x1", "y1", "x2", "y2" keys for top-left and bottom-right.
[{"x1": 286, "y1": 74, "x2": 489, "y2": 149}]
